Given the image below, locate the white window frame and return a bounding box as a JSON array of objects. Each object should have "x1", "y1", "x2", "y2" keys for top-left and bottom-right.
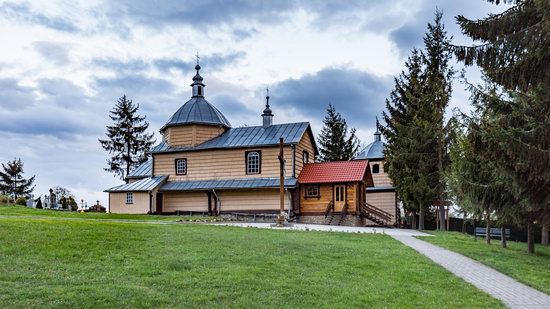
[
  {"x1": 246, "y1": 151, "x2": 261, "y2": 174},
  {"x1": 126, "y1": 192, "x2": 134, "y2": 204},
  {"x1": 175, "y1": 158, "x2": 187, "y2": 175}
]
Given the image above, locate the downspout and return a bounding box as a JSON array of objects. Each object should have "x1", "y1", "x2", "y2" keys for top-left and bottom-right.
[
  {"x1": 212, "y1": 189, "x2": 220, "y2": 215},
  {"x1": 291, "y1": 144, "x2": 296, "y2": 178}
]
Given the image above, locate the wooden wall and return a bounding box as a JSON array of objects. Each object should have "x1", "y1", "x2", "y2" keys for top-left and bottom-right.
[
  {"x1": 299, "y1": 182, "x2": 359, "y2": 214},
  {"x1": 109, "y1": 192, "x2": 150, "y2": 214},
  {"x1": 294, "y1": 132, "x2": 316, "y2": 175},
  {"x1": 369, "y1": 160, "x2": 392, "y2": 186},
  {"x1": 365, "y1": 191, "x2": 397, "y2": 218},
  {"x1": 161, "y1": 189, "x2": 289, "y2": 213},
  {"x1": 164, "y1": 125, "x2": 225, "y2": 147},
  {"x1": 154, "y1": 146, "x2": 294, "y2": 181}
]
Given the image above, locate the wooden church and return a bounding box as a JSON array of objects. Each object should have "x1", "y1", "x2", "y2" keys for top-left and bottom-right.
[{"x1": 105, "y1": 63, "x2": 398, "y2": 226}]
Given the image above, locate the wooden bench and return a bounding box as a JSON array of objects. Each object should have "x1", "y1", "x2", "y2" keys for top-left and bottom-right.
[{"x1": 474, "y1": 227, "x2": 511, "y2": 240}]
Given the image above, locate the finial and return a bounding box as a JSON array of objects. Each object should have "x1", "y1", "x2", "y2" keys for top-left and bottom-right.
[
  {"x1": 375, "y1": 116, "x2": 380, "y2": 132},
  {"x1": 265, "y1": 87, "x2": 270, "y2": 107},
  {"x1": 195, "y1": 51, "x2": 201, "y2": 71},
  {"x1": 374, "y1": 117, "x2": 381, "y2": 141}
]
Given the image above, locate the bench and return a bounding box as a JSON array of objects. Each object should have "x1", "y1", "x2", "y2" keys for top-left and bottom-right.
[{"x1": 474, "y1": 227, "x2": 511, "y2": 240}]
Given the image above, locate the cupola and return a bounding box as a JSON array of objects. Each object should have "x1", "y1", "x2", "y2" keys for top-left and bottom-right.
[
  {"x1": 261, "y1": 88, "x2": 274, "y2": 128},
  {"x1": 355, "y1": 118, "x2": 384, "y2": 160}
]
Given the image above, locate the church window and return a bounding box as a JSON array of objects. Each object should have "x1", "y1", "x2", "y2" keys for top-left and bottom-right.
[
  {"x1": 175, "y1": 158, "x2": 187, "y2": 175},
  {"x1": 303, "y1": 151, "x2": 309, "y2": 164},
  {"x1": 126, "y1": 192, "x2": 133, "y2": 204},
  {"x1": 305, "y1": 186, "x2": 319, "y2": 198},
  {"x1": 372, "y1": 164, "x2": 380, "y2": 174},
  {"x1": 246, "y1": 151, "x2": 261, "y2": 174}
]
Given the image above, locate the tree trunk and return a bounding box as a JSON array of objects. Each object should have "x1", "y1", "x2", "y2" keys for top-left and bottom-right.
[
  {"x1": 501, "y1": 225, "x2": 507, "y2": 248},
  {"x1": 527, "y1": 220, "x2": 535, "y2": 254},
  {"x1": 419, "y1": 203, "x2": 425, "y2": 230},
  {"x1": 485, "y1": 210, "x2": 491, "y2": 244},
  {"x1": 411, "y1": 211, "x2": 417, "y2": 230},
  {"x1": 437, "y1": 134, "x2": 446, "y2": 231},
  {"x1": 542, "y1": 223, "x2": 549, "y2": 246}
]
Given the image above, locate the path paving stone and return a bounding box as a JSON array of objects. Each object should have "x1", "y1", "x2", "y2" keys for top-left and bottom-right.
[{"x1": 392, "y1": 235, "x2": 550, "y2": 309}]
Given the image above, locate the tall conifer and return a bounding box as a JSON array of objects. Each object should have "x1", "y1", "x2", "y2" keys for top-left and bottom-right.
[
  {"x1": 317, "y1": 104, "x2": 360, "y2": 162},
  {"x1": 99, "y1": 95, "x2": 155, "y2": 180},
  {"x1": 0, "y1": 158, "x2": 35, "y2": 199}
]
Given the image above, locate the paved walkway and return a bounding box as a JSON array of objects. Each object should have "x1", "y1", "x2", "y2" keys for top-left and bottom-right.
[
  {"x1": 392, "y1": 235, "x2": 550, "y2": 309},
  {"x1": 211, "y1": 222, "x2": 431, "y2": 236}
]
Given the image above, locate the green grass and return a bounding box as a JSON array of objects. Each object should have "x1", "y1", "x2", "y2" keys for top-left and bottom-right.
[
  {"x1": 0, "y1": 204, "x2": 215, "y2": 222},
  {"x1": 420, "y1": 231, "x2": 550, "y2": 295},
  {"x1": 0, "y1": 218, "x2": 503, "y2": 308}
]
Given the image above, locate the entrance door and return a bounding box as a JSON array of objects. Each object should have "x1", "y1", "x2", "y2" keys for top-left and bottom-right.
[
  {"x1": 334, "y1": 185, "x2": 346, "y2": 212},
  {"x1": 156, "y1": 193, "x2": 163, "y2": 213}
]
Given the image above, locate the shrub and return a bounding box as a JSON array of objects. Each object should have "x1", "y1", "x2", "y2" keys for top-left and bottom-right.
[
  {"x1": 69, "y1": 197, "x2": 78, "y2": 211},
  {"x1": 15, "y1": 197, "x2": 27, "y2": 206},
  {"x1": 0, "y1": 195, "x2": 9, "y2": 204},
  {"x1": 35, "y1": 198, "x2": 43, "y2": 209}
]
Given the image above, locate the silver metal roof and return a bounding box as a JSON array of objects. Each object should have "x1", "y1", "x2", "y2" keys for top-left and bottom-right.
[
  {"x1": 160, "y1": 177, "x2": 297, "y2": 192},
  {"x1": 151, "y1": 122, "x2": 317, "y2": 154},
  {"x1": 127, "y1": 159, "x2": 152, "y2": 179},
  {"x1": 355, "y1": 140, "x2": 384, "y2": 160},
  {"x1": 366, "y1": 185, "x2": 395, "y2": 192},
  {"x1": 160, "y1": 97, "x2": 231, "y2": 131},
  {"x1": 105, "y1": 175, "x2": 168, "y2": 192}
]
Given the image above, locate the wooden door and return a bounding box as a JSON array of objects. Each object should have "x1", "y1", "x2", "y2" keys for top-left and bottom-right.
[
  {"x1": 156, "y1": 193, "x2": 163, "y2": 213},
  {"x1": 334, "y1": 185, "x2": 346, "y2": 212}
]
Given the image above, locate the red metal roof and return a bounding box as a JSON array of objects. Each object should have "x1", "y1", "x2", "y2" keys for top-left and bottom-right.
[{"x1": 298, "y1": 160, "x2": 370, "y2": 184}]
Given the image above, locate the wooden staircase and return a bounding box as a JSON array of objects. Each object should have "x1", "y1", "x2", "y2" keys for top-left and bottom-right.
[
  {"x1": 359, "y1": 201, "x2": 393, "y2": 226},
  {"x1": 324, "y1": 201, "x2": 350, "y2": 226}
]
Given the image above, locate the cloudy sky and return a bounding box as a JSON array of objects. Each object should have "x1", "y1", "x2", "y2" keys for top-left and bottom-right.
[{"x1": 0, "y1": 0, "x2": 509, "y2": 205}]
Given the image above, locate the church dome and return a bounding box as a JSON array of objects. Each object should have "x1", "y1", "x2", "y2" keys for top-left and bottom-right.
[
  {"x1": 355, "y1": 140, "x2": 384, "y2": 160},
  {"x1": 160, "y1": 59, "x2": 231, "y2": 132},
  {"x1": 160, "y1": 97, "x2": 231, "y2": 131}
]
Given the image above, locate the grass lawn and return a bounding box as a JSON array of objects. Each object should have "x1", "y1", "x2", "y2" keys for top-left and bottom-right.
[
  {"x1": 420, "y1": 231, "x2": 550, "y2": 295},
  {"x1": 0, "y1": 204, "x2": 215, "y2": 222},
  {"x1": 0, "y1": 218, "x2": 503, "y2": 308}
]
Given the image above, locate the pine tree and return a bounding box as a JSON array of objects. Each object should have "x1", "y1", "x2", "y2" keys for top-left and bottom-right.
[
  {"x1": 99, "y1": 95, "x2": 155, "y2": 180},
  {"x1": 454, "y1": 0, "x2": 550, "y2": 253},
  {"x1": 0, "y1": 158, "x2": 35, "y2": 199},
  {"x1": 421, "y1": 10, "x2": 454, "y2": 230},
  {"x1": 317, "y1": 104, "x2": 360, "y2": 161}
]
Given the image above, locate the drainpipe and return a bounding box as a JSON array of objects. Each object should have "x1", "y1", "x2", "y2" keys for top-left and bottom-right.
[
  {"x1": 212, "y1": 189, "x2": 220, "y2": 215},
  {"x1": 291, "y1": 144, "x2": 296, "y2": 178}
]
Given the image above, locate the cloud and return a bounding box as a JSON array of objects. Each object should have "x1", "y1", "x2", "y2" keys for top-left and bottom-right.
[
  {"x1": 92, "y1": 57, "x2": 150, "y2": 73},
  {"x1": 32, "y1": 41, "x2": 70, "y2": 65},
  {"x1": 270, "y1": 67, "x2": 392, "y2": 129},
  {"x1": 0, "y1": 78, "x2": 36, "y2": 110},
  {"x1": 94, "y1": 75, "x2": 175, "y2": 96},
  {"x1": 153, "y1": 51, "x2": 246, "y2": 75},
  {"x1": 0, "y1": 2, "x2": 79, "y2": 32}
]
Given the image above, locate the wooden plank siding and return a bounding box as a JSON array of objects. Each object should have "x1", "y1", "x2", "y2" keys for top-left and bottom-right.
[
  {"x1": 369, "y1": 160, "x2": 392, "y2": 186},
  {"x1": 294, "y1": 131, "x2": 316, "y2": 176},
  {"x1": 365, "y1": 191, "x2": 397, "y2": 218},
  {"x1": 299, "y1": 182, "x2": 359, "y2": 214},
  {"x1": 109, "y1": 192, "x2": 150, "y2": 214},
  {"x1": 163, "y1": 191, "x2": 208, "y2": 213},
  {"x1": 164, "y1": 125, "x2": 225, "y2": 147},
  {"x1": 153, "y1": 146, "x2": 294, "y2": 181}
]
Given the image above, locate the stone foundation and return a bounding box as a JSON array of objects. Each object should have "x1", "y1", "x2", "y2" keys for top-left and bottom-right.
[{"x1": 298, "y1": 214, "x2": 363, "y2": 227}]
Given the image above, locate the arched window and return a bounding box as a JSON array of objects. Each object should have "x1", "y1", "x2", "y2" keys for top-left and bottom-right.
[
  {"x1": 246, "y1": 151, "x2": 261, "y2": 174},
  {"x1": 175, "y1": 158, "x2": 187, "y2": 175},
  {"x1": 372, "y1": 164, "x2": 380, "y2": 174},
  {"x1": 303, "y1": 151, "x2": 309, "y2": 164}
]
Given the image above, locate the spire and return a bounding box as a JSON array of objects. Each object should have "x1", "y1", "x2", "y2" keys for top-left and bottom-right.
[
  {"x1": 374, "y1": 117, "x2": 381, "y2": 142},
  {"x1": 191, "y1": 52, "x2": 205, "y2": 97},
  {"x1": 262, "y1": 87, "x2": 274, "y2": 128}
]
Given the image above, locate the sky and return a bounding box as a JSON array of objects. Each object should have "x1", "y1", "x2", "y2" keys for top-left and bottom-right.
[{"x1": 0, "y1": 0, "x2": 510, "y2": 206}]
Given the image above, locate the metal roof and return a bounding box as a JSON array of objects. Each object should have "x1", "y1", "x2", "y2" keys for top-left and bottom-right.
[
  {"x1": 160, "y1": 177, "x2": 297, "y2": 192},
  {"x1": 298, "y1": 161, "x2": 370, "y2": 184},
  {"x1": 160, "y1": 97, "x2": 231, "y2": 131},
  {"x1": 355, "y1": 140, "x2": 384, "y2": 160},
  {"x1": 151, "y1": 122, "x2": 317, "y2": 154},
  {"x1": 127, "y1": 159, "x2": 152, "y2": 179},
  {"x1": 366, "y1": 185, "x2": 395, "y2": 192},
  {"x1": 104, "y1": 175, "x2": 168, "y2": 192}
]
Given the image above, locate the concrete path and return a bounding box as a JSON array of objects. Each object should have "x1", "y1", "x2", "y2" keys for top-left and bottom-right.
[
  {"x1": 392, "y1": 235, "x2": 550, "y2": 309},
  {"x1": 211, "y1": 222, "x2": 431, "y2": 236}
]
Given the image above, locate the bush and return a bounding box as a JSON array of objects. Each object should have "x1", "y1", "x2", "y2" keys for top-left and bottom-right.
[
  {"x1": 35, "y1": 198, "x2": 43, "y2": 209},
  {"x1": 69, "y1": 197, "x2": 78, "y2": 211},
  {"x1": 0, "y1": 195, "x2": 9, "y2": 204},
  {"x1": 15, "y1": 197, "x2": 27, "y2": 206}
]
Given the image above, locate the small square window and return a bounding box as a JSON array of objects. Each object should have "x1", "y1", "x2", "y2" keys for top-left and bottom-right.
[
  {"x1": 372, "y1": 164, "x2": 380, "y2": 174},
  {"x1": 175, "y1": 158, "x2": 187, "y2": 175},
  {"x1": 126, "y1": 192, "x2": 133, "y2": 204},
  {"x1": 305, "y1": 186, "x2": 319, "y2": 198}
]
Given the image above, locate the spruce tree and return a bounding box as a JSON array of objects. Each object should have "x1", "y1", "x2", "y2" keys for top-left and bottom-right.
[
  {"x1": 0, "y1": 158, "x2": 35, "y2": 199},
  {"x1": 99, "y1": 95, "x2": 155, "y2": 180},
  {"x1": 317, "y1": 104, "x2": 360, "y2": 161},
  {"x1": 454, "y1": 0, "x2": 550, "y2": 253}
]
